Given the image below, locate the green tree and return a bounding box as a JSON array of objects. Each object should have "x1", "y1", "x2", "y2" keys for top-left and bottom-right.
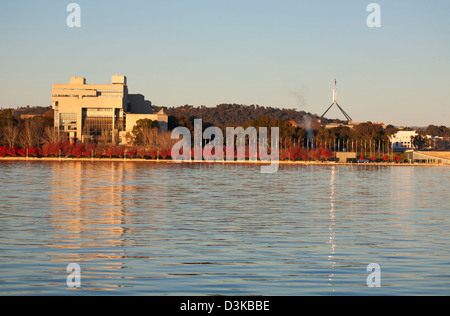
[
  {"x1": 316, "y1": 128, "x2": 335, "y2": 144},
  {"x1": 168, "y1": 114, "x2": 194, "y2": 132},
  {"x1": 385, "y1": 124, "x2": 398, "y2": 136},
  {"x1": 424, "y1": 125, "x2": 450, "y2": 137},
  {"x1": 411, "y1": 134, "x2": 430, "y2": 150},
  {"x1": 246, "y1": 116, "x2": 304, "y2": 141},
  {"x1": 132, "y1": 119, "x2": 160, "y2": 147}
]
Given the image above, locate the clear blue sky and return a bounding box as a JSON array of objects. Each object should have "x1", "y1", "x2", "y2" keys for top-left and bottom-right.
[{"x1": 0, "y1": 0, "x2": 449, "y2": 127}]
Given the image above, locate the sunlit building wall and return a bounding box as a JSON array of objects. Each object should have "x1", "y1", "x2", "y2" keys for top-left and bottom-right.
[
  {"x1": 389, "y1": 130, "x2": 417, "y2": 152},
  {"x1": 51, "y1": 75, "x2": 168, "y2": 144}
]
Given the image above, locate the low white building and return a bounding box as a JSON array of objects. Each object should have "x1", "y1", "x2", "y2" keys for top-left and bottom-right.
[{"x1": 390, "y1": 130, "x2": 417, "y2": 151}]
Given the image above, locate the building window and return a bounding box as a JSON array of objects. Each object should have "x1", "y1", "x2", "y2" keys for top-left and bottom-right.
[
  {"x1": 60, "y1": 113, "x2": 77, "y2": 126},
  {"x1": 83, "y1": 108, "x2": 114, "y2": 118}
]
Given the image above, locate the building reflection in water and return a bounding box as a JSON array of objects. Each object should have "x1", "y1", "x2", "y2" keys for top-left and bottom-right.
[
  {"x1": 47, "y1": 161, "x2": 167, "y2": 291},
  {"x1": 389, "y1": 166, "x2": 415, "y2": 224}
]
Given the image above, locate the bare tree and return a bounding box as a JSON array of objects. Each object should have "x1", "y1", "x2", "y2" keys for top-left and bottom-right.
[
  {"x1": 138, "y1": 127, "x2": 174, "y2": 151},
  {"x1": 3, "y1": 121, "x2": 19, "y2": 148},
  {"x1": 21, "y1": 118, "x2": 42, "y2": 148},
  {"x1": 98, "y1": 132, "x2": 111, "y2": 146},
  {"x1": 42, "y1": 126, "x2": 61, "y2": 144}
]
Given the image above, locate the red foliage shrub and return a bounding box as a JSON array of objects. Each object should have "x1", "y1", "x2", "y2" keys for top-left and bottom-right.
[
  {"x1": 6, "y1": 147, "x2": 17, "y2": 157},
  {"x1": 320, "y1": 148, "x2": 333, "y2": 160},
  {"x1": 68, "y1": 143, "x2": 88, "y2": 157},
  {"x1": 137, "y1": 149, "x2": 147, "y2": 158},
  {"x1": 159, "y1": 150, "x2": 171, "y2": 159},
  {"x1": 60, "y1": 141, "x2": 74, "y2": 157},
  {"x1": 17, "y1": 148, "x2": 27, "y2": 157},
  {"x1": 94, "y1": 148, "x2": 104, "y2": 158},
  {"x1": 106, "y1": 147, "x2": 114, "y2": 158},
  {"x1": 288, "y1": 147, "x2": 301, "y2": 160},
  {"x1": 42, "y1": 142, "x2": 61, "y2": 156},
  {"x1": 301, "y1": 152, "x2": 308, "y2": 160},
  {"x1": 127, "y1": 149, "x2": 137, "y2": 158},
  {"x1": 28, "y1": 146, "x2": 40, "y2": 157},
  {"x1": 114, "y1": 147, "x2": 125, "y2": 157},
  {"x1": 85, "y1": 143, "x2": 97, "y2": 157},
  {"x1": 307, "y1": 149, "x2": 320, "y2": 160}
]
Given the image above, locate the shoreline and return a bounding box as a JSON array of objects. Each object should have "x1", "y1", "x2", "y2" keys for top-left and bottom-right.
[{"x1": 0, "y1": 156, "x2": 448, "y2": 167}]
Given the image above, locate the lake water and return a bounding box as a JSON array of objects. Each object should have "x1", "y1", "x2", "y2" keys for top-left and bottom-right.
[{"x1": 0, "y1": 161, "x2": 449, "y2": 296}]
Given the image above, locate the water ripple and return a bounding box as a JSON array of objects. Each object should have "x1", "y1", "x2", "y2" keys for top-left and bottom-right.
[{"x1": 0, "y1": 161, "x2": 449, "y2": 295}]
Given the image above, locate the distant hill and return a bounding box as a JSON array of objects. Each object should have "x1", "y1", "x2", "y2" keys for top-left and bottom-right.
[
  {"x1": 5, "y1": 106, "x2": 53, "y2": 118},
  {"x1": 3, "y1": 103, "x2": 342, "y2": 127},
  {"x1": 156, "y1": 104, "x2": 331, "y2": 127}
]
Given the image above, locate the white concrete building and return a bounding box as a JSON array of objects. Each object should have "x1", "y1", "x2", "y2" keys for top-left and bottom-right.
[
  {"x1": 52, "y1": 75, "x2": 168, "y2": 144},
  {"x1": 390, "y1": 130, "x2": 417, "y2": 151}
]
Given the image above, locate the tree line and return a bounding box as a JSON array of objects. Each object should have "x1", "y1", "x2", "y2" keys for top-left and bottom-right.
[
  {"x1": 1, "y1": 104, "x2": 448, "y2": 161},
  {"x1": 158, "y1": 103, "x2": 322, "y2": 128},
  {"x1": 0, "y1": 109, "x2": 55, "y2": 148}
]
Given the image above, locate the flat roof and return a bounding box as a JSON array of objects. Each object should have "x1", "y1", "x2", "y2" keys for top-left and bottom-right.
[{"x1": 417, "y1": 151, "x2": 450, "y2": 160}]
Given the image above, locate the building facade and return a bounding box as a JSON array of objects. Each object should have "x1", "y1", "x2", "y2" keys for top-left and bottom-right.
[
  {"x1": 389, "y1": 130, "x2": 417, "y2": 152},
  {"x1": 52, "y1": 75, "x2": 168, "y2": 144},
  {"x1": 405, "y1": 150, "x2": 450, "y2": 164}
]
